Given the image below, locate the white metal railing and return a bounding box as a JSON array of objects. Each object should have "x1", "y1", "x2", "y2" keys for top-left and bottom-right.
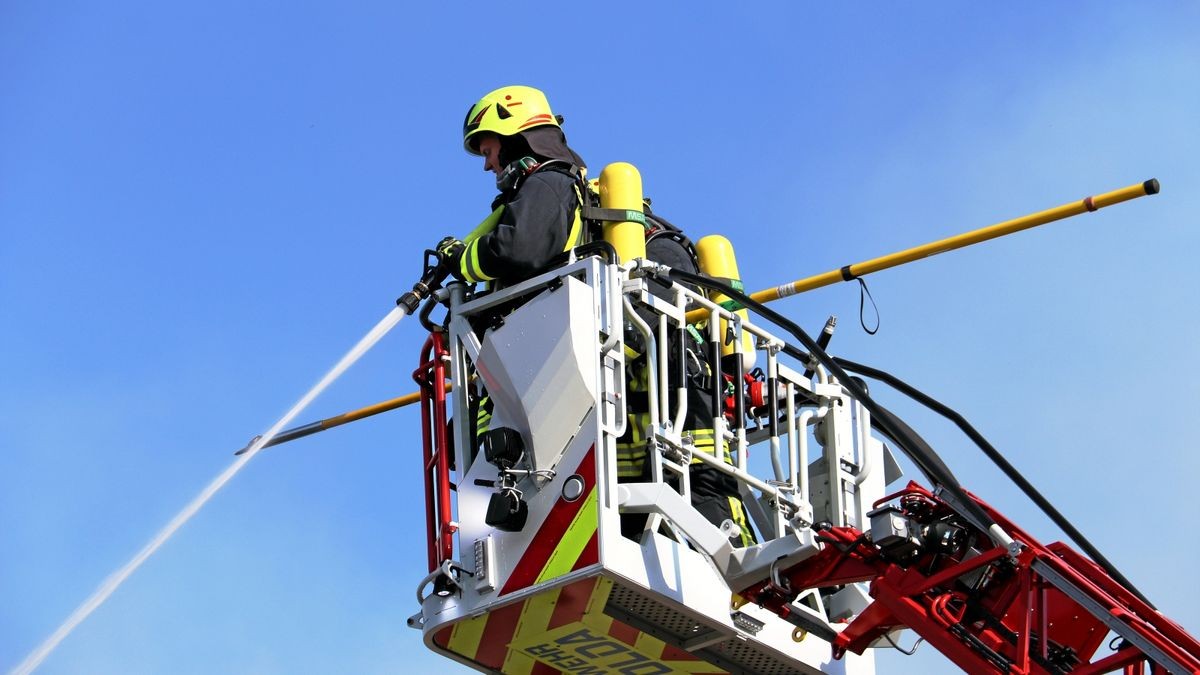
[{"x1": 441, "y1": 254, "x2": 894, "y2": 581}]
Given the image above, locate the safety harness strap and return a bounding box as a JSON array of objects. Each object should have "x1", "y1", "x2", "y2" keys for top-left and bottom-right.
[
  {"x1": 567, "y1": 183, "x2": 585, "y2": 250},
  {"x1": 580, "y1": 204, "x2": 648, "y2": 227}
]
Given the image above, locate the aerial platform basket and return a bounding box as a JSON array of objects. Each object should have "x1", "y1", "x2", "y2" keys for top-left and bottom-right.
[
  {"x1": 409, "y1": 256, "x2": 892, "y2": 675},
  {"x1": 398, "y1": 180, "x2": 1200, "y2": 674}
]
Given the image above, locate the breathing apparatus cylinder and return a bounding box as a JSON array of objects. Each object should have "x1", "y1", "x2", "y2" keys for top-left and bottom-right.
[
  {"x1": 599, "y1": 162, "x2": 647, "y2": 264},
  {"x1": 696, "y1": 235, "x2": 756, "y2": 369}
]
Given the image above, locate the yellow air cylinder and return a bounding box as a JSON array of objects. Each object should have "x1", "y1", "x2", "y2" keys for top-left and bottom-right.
[
  {"x1": 696, "y1": 235, "x2": 756, "y2": 368},
  {"x1": 599, "y1": 162, "x2": 647, "y2": 264}
]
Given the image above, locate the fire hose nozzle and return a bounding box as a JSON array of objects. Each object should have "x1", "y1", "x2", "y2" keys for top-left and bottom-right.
[
  {"x1": 229, "y1": 388, "x2": 443, "y2": 456},
  {"x1": 234, "y1": 435, "x2": 263, "y2": 456},
  {"x1": 397, "y1": 248, "x2": 453, "y2": 313}
]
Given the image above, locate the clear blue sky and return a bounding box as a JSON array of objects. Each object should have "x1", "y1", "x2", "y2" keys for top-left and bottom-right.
[{"x1": 3, "y1": 3, "x2": 1198, "y2": 673}]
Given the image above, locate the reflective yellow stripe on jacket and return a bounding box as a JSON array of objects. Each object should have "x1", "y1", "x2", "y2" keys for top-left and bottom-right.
[
  {"x1": 690, "y1": 428, "x2": 733, "y2": 465},
  {"x1": 615, "y1": 412, "x2": 650, "y2": 479},
  {"x1": 460, "y1": 206, "x2": 504, "y2": 284}
]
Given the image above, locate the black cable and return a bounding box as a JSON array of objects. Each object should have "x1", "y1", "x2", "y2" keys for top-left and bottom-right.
[
  {"x1": 883, "y1": 632, "x2": 925, "y2": 656},
  {"x1": 831, "y1": 356, "x2": 1155, "y2": 609},
  {"x1": 664, "y1": 268, "x2": 999, "y2": 536}
]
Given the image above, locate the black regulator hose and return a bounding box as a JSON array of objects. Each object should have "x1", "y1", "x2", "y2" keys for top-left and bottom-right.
[
  {"x1": 832, "y1": 356, "x2": 1155, "y2": 609},
  {"x1": 663, "y1": 268, "x2": 1000, "y2": 537}
]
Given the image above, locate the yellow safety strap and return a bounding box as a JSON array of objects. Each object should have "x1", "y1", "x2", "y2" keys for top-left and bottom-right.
[{"x1": 566, "y1": 183, "x2": 584, "y2": 250}]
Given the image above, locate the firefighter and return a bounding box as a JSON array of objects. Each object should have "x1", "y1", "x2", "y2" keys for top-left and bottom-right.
[
  {"x1": 434, "y1": 85, "x2": 587, "y2": 472},
  {"x1": 617, "y1": 220, "x2": 757, "y2": 548},
  {"x1": 618, "y1": 309, "x2": 757, "y2": 547},
  {"x1": 439, "y1": 86, "x2": 753, "y2": 547},
  {"x1": 436, "y1": 85, "x2": 587, "y2": 287}
]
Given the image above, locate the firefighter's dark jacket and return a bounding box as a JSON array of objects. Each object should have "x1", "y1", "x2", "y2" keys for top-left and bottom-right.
[{"x1": 459, "y1": 166, "x2": 581, "y2": 285}]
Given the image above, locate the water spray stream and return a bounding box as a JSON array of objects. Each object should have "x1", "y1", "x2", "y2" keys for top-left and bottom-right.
[{"x1": 11, "y1": 304, "x2": 411, "y2": 675}]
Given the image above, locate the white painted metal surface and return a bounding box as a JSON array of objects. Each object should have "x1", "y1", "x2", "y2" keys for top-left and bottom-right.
[{"x1": 417, "y1": 257, "x2": 902, "y2": 674}]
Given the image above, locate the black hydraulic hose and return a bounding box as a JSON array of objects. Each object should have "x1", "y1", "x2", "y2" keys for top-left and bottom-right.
[
  {"x1": 681, "y1": 268, "x2": 1155, "y2": 609},
  {"x1": 664, "y1": 268, "x2": 999, "y2": 536},
  {"x1": 778, "y1": 344, "x2": 965, "y2": 499},
  {"x1": 775, "y1": 341, "x2": 958, "y2": 485},
  {"x1": 833, "y1": 356, "x2": 1155, "y2": 609},
  {"x1": 865, "y1": 400, "x2": 964, "y2": 498}
]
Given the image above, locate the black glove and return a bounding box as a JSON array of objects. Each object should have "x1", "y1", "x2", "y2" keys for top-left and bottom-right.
[{"x1": 436, "y1": 236, "x2": 464, "y2": 268}]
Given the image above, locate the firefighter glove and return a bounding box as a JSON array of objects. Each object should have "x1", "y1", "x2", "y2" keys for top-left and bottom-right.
[{"x1": 435, "y1": 236, "x2": 465, "y2": 271}]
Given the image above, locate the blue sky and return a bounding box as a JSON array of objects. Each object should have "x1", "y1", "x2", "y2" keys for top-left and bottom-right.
[{"x1": 3, "y1": 3, "x2": 1198, "y2": 673}]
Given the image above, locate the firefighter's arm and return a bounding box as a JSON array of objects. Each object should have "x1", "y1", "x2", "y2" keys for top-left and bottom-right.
[
  {"x1": 432, "y1": 206, "x2": 504, "y2": 284},
  {"x1": 463, "y1": 175, "x2": 573, "y2": 283}
]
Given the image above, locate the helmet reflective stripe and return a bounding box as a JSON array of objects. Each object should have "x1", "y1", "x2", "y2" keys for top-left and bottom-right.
[
  {"x1": 463, "y1": 85, "x2": 560, "y2": 155},
  {"x1": 518, "y1": 114, "x2": 554, "y2": 130}
]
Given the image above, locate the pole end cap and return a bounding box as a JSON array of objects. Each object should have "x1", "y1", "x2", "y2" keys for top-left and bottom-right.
[{"x1": 1143, "y1": 178, "x2": 1160, "y2": 195}]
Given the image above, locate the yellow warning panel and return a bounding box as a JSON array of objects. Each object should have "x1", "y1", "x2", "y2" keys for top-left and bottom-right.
[
  {"x1": 507, "y1": 578, "x2": 725, "y2": 674},
  {"x1": 509, "y1": 622, "x2": 724, "y2": 674},
  {"x1": 501, "y1": 585, "x2": 563, "y2": 674},
  {"x1": 512, "y1": 623, "x2": 663, "y2": 673},
  {"x1": 432, "y1": 575, "x2": 727, "y2": 674}
]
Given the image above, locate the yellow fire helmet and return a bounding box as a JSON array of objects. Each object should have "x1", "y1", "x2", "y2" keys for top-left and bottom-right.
[{"x1": 462, "y1": 85, "x2": 561, "y2": 155}]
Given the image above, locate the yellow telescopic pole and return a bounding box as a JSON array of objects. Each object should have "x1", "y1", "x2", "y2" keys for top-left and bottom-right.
[
  {"x1": 240, "y1": 181, "x2": 1158, "y2": 453},
  {"x1": 685, "y1": 179, "x2": 1158, "y2": 322},
  {"x1": 234, "y1": 382, "x2": 453, "y2": 454}
]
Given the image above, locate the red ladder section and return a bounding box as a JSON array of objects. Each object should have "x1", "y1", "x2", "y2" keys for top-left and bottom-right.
[
  {"x1": 741, "y1": 483, "x2": 1200, "y2": 674},
  {"x1": 414, "y1": 332, "x2": 454, "y2": 572}
]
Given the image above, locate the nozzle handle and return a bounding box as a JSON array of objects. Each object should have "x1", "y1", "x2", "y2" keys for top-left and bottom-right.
[{"x1": 398, "y1": 249, "x2": 451, "y2": 313}]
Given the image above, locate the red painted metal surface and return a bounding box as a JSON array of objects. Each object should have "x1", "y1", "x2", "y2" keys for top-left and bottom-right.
[
  {"x1": 498, "y1": 446, "x2": 597, "y2": 596},
  {"x1": 413, "y1": 332, "x2": 454, "y2": 572},
  {"x1": 739, "y1": 482, "x2": 1200, "y2": 674}
]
